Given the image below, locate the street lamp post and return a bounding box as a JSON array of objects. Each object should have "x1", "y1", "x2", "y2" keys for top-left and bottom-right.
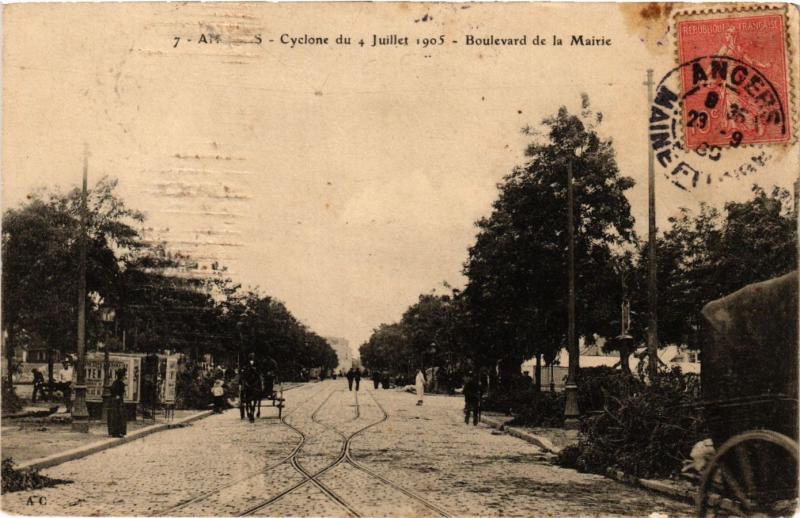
[
  {"x1": 71, "y1": 147, "x2": 90, "y2": 433},
  {"x1": 645, "y1": 69, "x2": 659, "y2": 381},
  {"x1": 563, "y1": 157, "x2": 580, "y2": 429}
]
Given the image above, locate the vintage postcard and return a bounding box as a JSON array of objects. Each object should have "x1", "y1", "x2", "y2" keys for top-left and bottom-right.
[{"x1": 2, "y1": 2, "x2": 799, "y2": 517}]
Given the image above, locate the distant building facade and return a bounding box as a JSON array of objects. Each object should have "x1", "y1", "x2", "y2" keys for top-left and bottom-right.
[{"x1": 325, "y1": 336, "x2": 354, "y2": 372}]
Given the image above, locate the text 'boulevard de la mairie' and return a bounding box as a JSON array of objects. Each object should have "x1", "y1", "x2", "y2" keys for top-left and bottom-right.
[{"x1": 463, "y1": 34, "x2": 612, "y2": 46}]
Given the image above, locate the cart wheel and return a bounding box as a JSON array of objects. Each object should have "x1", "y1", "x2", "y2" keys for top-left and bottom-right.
[{"x1": 697, "y1": 430, "x2": 798, "y2": 517}]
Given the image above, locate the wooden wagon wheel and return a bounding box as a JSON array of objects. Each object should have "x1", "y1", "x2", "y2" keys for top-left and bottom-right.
[{"x1": 697, "y1": 430, "x2": 798, "y2": 517}]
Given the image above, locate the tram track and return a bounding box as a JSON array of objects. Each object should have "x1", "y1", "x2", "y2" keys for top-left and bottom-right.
[
  {"x1": 242, "y1": 387, "x2": 451, "y2": 518},
  {"x1": 344, "y1": 391, "x2": 453, "y2": 518},
  {"x1": 239, "y1": 388, "x2": 365, "y2": 516},
  {"x1": 158, "y1": 382, "x2": 452, "y2": 518},
  {"x1": 154, "y1": 382, "x2": 320, "y2": 516}
]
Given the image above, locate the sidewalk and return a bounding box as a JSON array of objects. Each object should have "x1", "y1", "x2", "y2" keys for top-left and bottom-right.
[
  {"x1": 479, "y1": 411, "x2": 577, "y2": 454},
  {"x1": 479, "y1": 411, "x2": 699, "y2": 508},
  {"x1": 2, "y1": 409, "x2": 212, "y2": 470},
  {"x1": 3, "y1": 383, "x2": 307, "y2": 471}
]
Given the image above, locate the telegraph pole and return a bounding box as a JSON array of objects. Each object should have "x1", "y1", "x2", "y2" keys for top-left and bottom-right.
[
  {"x1": 72, "y1": 146, "x2": 90, "y2": 432},
  {"x1": 645, "y1": 69, "x2": 659, "y2": 380},
  {"x1": 563, "y1": 158, "x2": 580, "y2": 427}
]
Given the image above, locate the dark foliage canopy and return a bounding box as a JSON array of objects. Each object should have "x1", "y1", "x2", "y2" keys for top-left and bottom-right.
[
  {"x1": 462, "y1": 96, "x2": 636, "y2": 366},
  {"x1": 2, "y1": 178, "x2": 337, "y2": 381}
]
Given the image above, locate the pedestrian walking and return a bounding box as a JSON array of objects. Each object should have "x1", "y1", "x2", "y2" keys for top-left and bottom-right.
[
  {"x1": 372, "y1": 370, "x2": 381, "y2": 390},
  {"x1": 211, "y1": 379, "x2": 225, "y2": 413},
  {"x1": 354, "y1": 368, "x2": 361, "y2": 391},
  {"x1": 346, "y1": 368, "x2": 355, "y2": 391},
  {"x1": 463, "y1": 371, "x2": 482, "y2": 426},
  {"x1": 107, "y1": 368, "x2": 127, "y2": 438},
  {"x1": 57, "y1": 359, "x2": 74, "y2": 413},
  {"x1": 415, "y1": 369, "x2": 425, "y2": 406},
  {"x1": 31, "y1": 368, "x2": 45, "y2": 403}
]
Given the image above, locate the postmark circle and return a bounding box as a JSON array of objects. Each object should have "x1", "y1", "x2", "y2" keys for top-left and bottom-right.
[{"x1": 649, "y1": 55, "x2": 784, "y2": 190}]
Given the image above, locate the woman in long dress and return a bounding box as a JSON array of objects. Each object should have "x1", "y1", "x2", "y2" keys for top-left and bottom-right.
[
  {"x1": 108, "y1": 368, "x2": 127, "y2": 438},
  {"x1": 415, "y1": 369, "x2": 425, "y2": 406}
]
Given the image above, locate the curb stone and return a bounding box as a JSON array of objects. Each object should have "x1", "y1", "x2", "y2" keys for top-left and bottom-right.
[
  {"x1": 478, "y1": 415, "x2": 507, "y2": 431},
  {"x1": 14, "y1": 382, "x2": 307, "y2": 472},
  {"x1": 605, "y1": 468, "x2": 698, "y2": 507},
  {"x1": 478, "y1": 414, "x2": 562, "y2": 454},
  {"x1": 623, "y1": 472, "x2": 763, "y2": 516},
  {"x1": 505, "y1": 426, "x2": 561, "y2": 453},
  {"x1": 16, "y1": 410, "x2": 214, "y2": 472}
]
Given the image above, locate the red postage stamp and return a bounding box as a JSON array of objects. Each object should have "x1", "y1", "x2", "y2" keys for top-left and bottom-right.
[{"x1": 676, "y1": 12, "x2": 791, "y2": 149}]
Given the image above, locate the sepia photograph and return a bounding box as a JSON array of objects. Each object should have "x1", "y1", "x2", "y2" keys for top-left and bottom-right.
[{"x1": 1, "y1": 2, "x2": 799, "y2": 516}]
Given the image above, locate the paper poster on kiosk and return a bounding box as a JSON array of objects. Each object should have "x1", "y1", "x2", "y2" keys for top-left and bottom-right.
[
  {"x1": 85, "y1": 353, "x2": 142, "y2": 404},
  {"x1": 158, "y1": 355, "x2": 178, "y2": 405}
]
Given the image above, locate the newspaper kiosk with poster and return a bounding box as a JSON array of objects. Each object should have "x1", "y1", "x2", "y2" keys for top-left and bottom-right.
[
  {"x1": 141, "y1": 353, "x2": 179, "y2": 420},
  {"x1": 159, "y1": 354, "x2": 178, "y2": 419},
  {"x1": 84, "y1": 352, "x2": 142, "y2": 420}
]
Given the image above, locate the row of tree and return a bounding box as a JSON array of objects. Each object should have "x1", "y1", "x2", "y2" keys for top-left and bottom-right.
[
  {"x1": 2, "y1": 178, "x2": 338, "y2": 386},
  {"x1": 359, "y1": 293, "x2": 466, "y2": 387},
  {"x1": 360, "y1": 95, "x2": 797, "y2": 389}
]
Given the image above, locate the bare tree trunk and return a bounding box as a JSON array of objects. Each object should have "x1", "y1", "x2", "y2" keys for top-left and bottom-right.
[
  {"x1": 5, "y1": 327, "x2": 14, "y2": 388},
  {"x1": 534, "y1": 353, "x2": 542, "y2": 392},
  {"x1": 620, "y1": 348, "x2": 632, "y2": 375}
]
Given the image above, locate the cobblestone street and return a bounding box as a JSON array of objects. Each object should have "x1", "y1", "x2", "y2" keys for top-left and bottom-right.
[{"x1": 2, "y1": 380, "x2": 694, "y2": 516}]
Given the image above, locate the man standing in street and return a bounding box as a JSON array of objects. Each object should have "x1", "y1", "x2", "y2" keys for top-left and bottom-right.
[
  {"x1": 211, "y1": 379, "x2": 225, "y2": 414},
  {"x1": 31, "y1": 368, "x2": 46, "y2": 403},
  {"x1": 354, "y1": 368, "x2": 361, "y2": 392},
  {"x1": 415, "y1": 369, "x2": 425, "y2": 406},
  {"x1": 463, "y1": 370, "x2": 482, "y2": 426},
  {"x1": 107, "y1": 368, "x2": 127, "y2": 437},
  {"x1": 346, "y1": 367, "x2": 354, "y2": 391},
  {"x1": 57, "y1": 358, "x2": 74, "y2": 413}
]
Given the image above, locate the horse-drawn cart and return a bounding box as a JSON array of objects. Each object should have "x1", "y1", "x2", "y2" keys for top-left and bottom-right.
[
  {"x1": 697, "y1": 272, "x2": 798, "y2": 516},
  {"x1": 261, "y1": 383, "x2": 286, "y2": 419},
  {"x1": 239, "y1": 354, "x2": 285, "y2": 421}
]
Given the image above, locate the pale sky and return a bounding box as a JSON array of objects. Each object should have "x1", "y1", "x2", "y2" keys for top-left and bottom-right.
[{"x1": 4, "y1": 3, "x2": 799, "y2": 350}]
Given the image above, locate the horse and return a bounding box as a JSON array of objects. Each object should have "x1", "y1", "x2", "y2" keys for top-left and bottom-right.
[
  {"x1": 239, "y1": 364, "x2": 262, "y2": 423},
  {"x1": 239, "y1": 356, "x2": 279, "y2": 421}
]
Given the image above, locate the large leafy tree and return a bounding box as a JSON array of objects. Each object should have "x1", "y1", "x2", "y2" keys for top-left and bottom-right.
[
  {"x1": 225, "y1": 290, "x2": 337, "y2": 380},
  {"x1": 2, "y1": 178, "x2": 143, "y2": 385},
  {"x1": 359, "y1": 290, "x2": 470, "y2": 389},
  {"x1": 359, "y1": 323, "x2": 410, "y2": 375},
  {"x1": 302, "y1": 333, "x2": 339, "y2": 376},
  {"x1": 639, "y1": 185, "x2": 797, "y2": 350},
  {"x1": 462, "y1": 96, "x2": 636, "y2": 382},
  {"x1": 719, "y1": 185, "x2": 796, "y2": 284},
  {"x1": 400, "y1": 293, "x2": 462, "y2": 370},
  {"x1": 120, "y1": 266, "x2": 223, "y2": 358},
  {"x1": 3, "y1": 177, "x2": 339, "y2": 387}
]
